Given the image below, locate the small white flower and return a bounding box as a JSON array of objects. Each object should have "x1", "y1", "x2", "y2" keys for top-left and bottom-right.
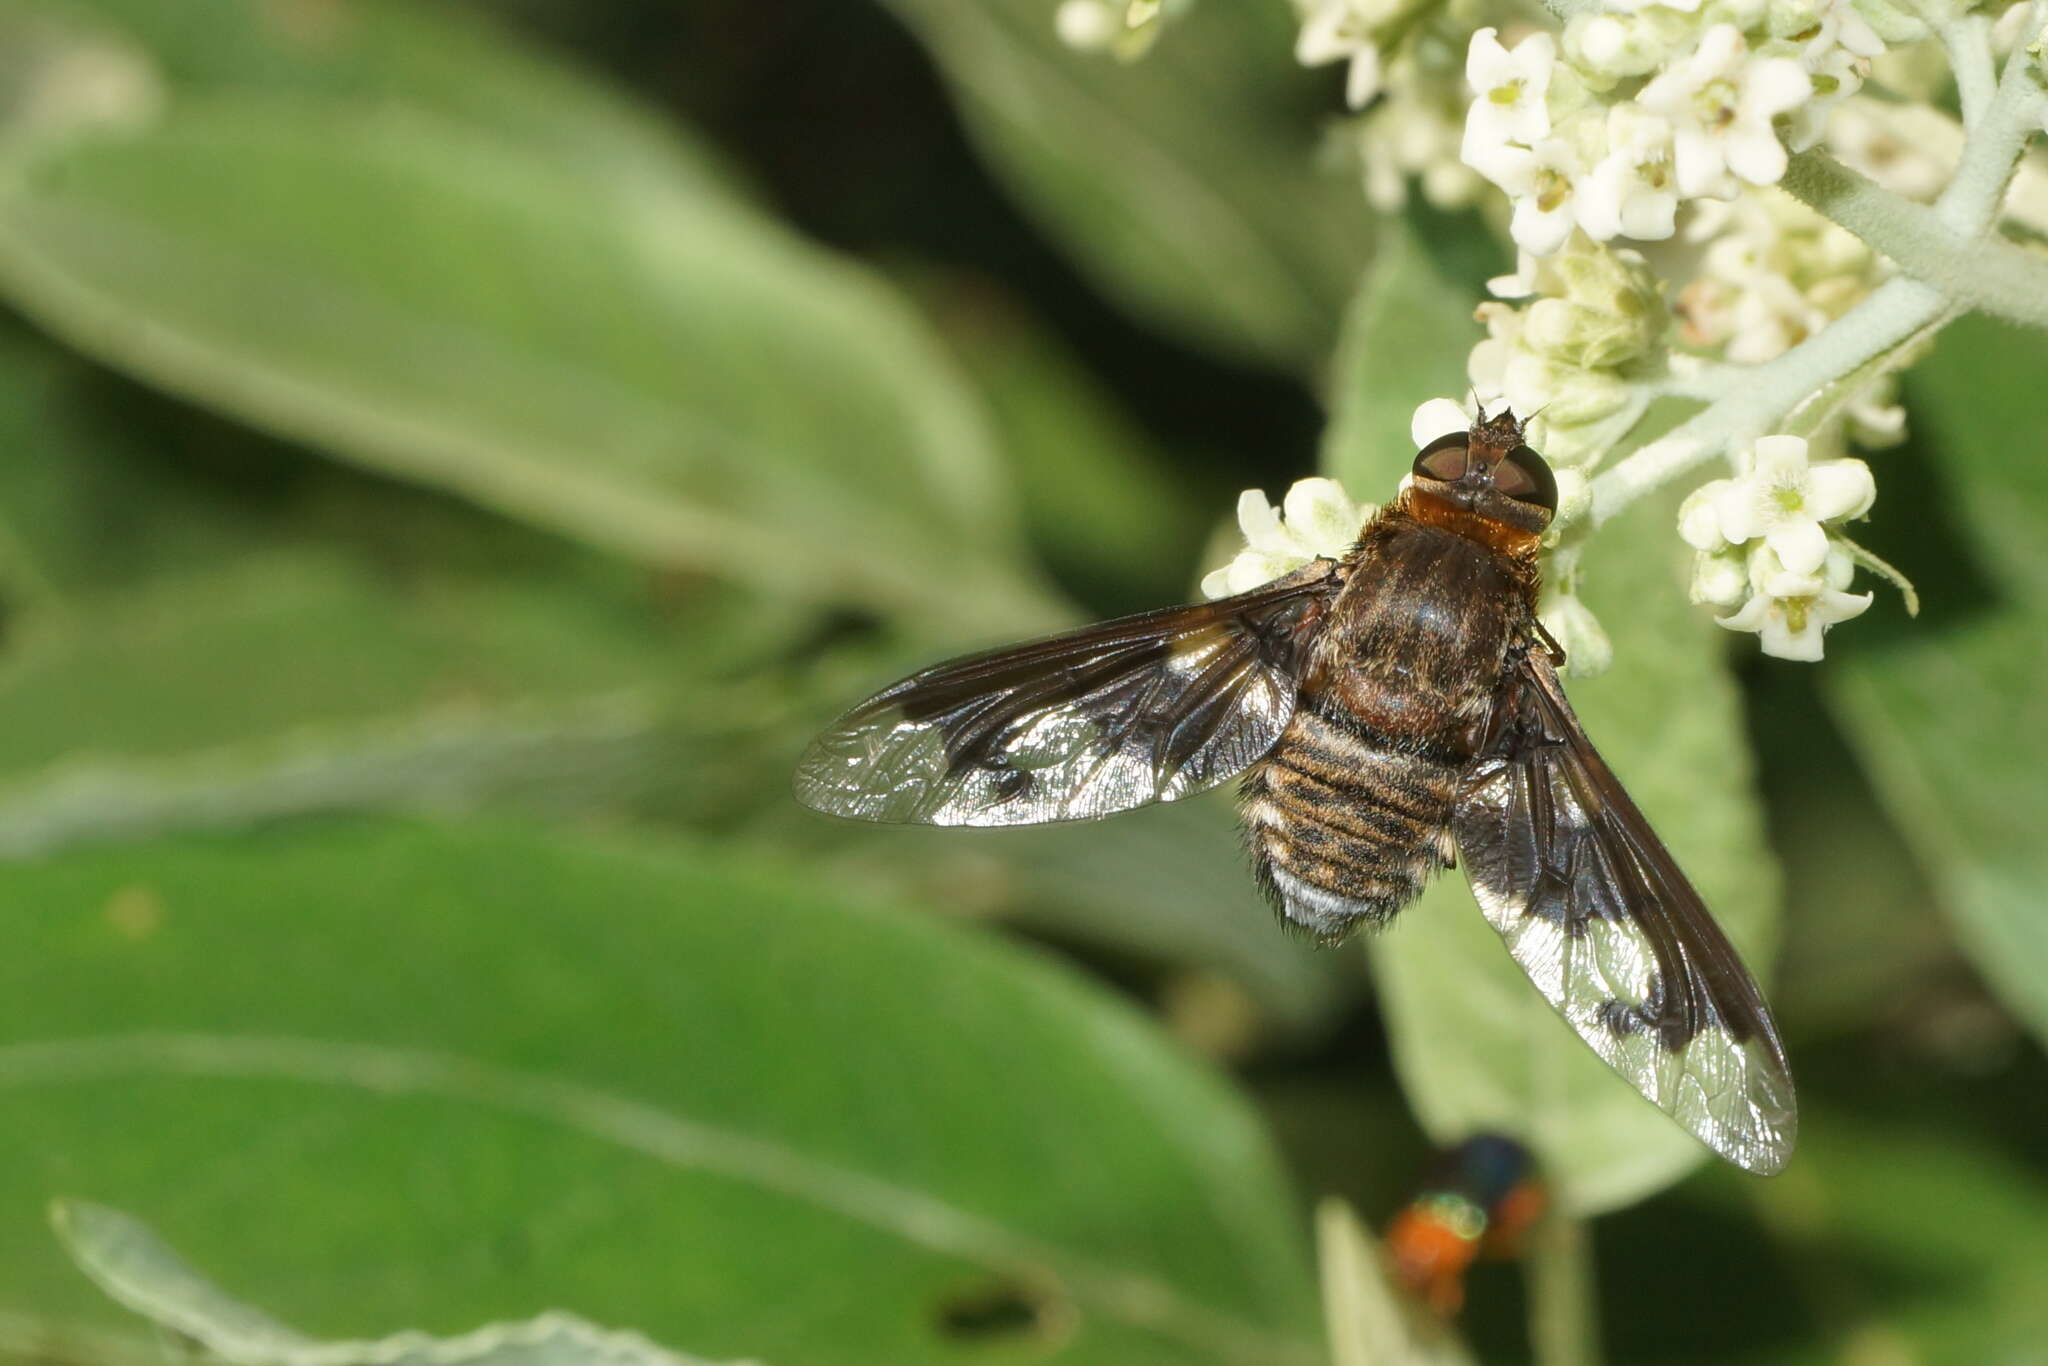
[
  {"x1": 1485, "y1": 250, "x2": 1557, "y2": 300},
  {"x1": 1539, "y1": 589, "x2": 1614, "y2": 677},
  {"x1": 1419, "y1": 152, "x2": 1485, "y2": 210},
  {"x1": 1638, "y1": 26, "x2": 1811, "y2": 197},
  {"x1": 1551, "y1": 466, "x2": 1593, "y2": 524},
  {"x1": 1202, "y1": 477, "x2": 1372, "y2": 598},
  {"x1": 1478, "y1": 136, "x2": 1589, "y2": 256},
  {"x1": 1410, "y1": 397, "x2": 1475, "y2": 447},
  {"x1": 1462, "y1": 28, "x2": 1557, "y2": 163},
  {"x1": 1296, "y1": 0, "x2": 1385, "y2": 108},
  {"x1": 1565, "y1": 7, "x2": 1699, "y2": 78},
  {"x1": 1054, "y1": 0, "x2": 1117, "y2": 50},
  {"x1": 1787, "y1": 44, "x2": 1869, "y2": 150},
  {"x1": 1716, "y1": 588, "x2": 1870, "y2": 660},
  {"x1": 1345, "y1": 43, "x2": 1384, "y2": 108},
  {"x1": 1748, "y1": 537, "x2": 1855, "y2": 597},
  {"x1": 1690, "y1": 546, "x2": 1751, "y2": 607},
  {"x1": 1993, "y1": 0, "x2": 2035, "y2": 51},
  {"x1": 1724, "y1": 435, "x2": 1875, "y2": 570},
  {"x1": 1724, "y1": 265, "x2": 1827, "y2": 363},
  {"x1": 1846, "y1": 390, "x2": 1907, "y2": 447},
  {"x1": 1826, "y1": 99, "x2": 1956, "y2": 201},
  {"x1": 1680, "y1": 434, "x2": 1874, "y2": 574},
  {"x1": 1571, "y1": 16, "x2": 1654, "y2": 78},
  {"x1": 1360, "y1": 86, "x2": 1481, "y2": 212},
  {"x1": 1801, "y1": 0, "x2": 1885, "y2": 61},
  {"x1": 1679, "y1": 480, "x2": 1728, "y2": 551},
  {"x1": 1577, "y1": 103, "x2": 1680, "y2": 240}
]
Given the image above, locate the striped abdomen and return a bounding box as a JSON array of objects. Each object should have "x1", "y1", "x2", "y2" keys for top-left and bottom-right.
[{"x1": 1241, "y1": 698, "x2": 1461, "y2": 941}]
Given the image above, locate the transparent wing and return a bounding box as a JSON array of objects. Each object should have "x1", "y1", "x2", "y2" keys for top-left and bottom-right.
[
  {"x1": 1451, "y1": 647, "x2": 1797, "y2": 1175},
  {"x1": 795, "y1": 561, "x2": 1339, "y2": 827}
]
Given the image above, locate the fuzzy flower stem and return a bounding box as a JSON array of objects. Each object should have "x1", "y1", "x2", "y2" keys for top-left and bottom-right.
[
  {"x1": 1592, "y1": 6, "x2": 2048, "y2": 528},
  {"x1": 1648, "y1": 366, "x2": 1751, "y2": 403},
  {"x1": 1589, "y1": 277, "x2": 1947, "y2": 527},
  {"x1": 1939, "y1": 14, "x2": 1996, "y2": 128},
  {"x1": 1782, "y1": 151, "x2": 2048, "y2": 330},
  {"x1": 1935, "y1": 0, "x2": 2048, "y2": 237}
]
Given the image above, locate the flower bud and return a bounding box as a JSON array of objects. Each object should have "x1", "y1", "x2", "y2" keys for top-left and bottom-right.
[
  {"x1": 1540, "y1": 589, "x2": 1614, "y2": 678},
  {"x1": 1691, "y1": 547, "x2": 1751, "y2": 607},
  {"x1": 1679, "y1": 480, "x2": 1734, "y2": 550},
  {"x1": 1550, "y1": 466, "x2": 1593, "y2": 528},
  {"x1": 1516, "y1": 241, "x2": 1667, "y2": 369}
]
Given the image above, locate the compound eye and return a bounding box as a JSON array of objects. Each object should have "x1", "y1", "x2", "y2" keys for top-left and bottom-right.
[
  {"x1": 1411, "y1": 432, "x2": 1470, "y2": 483},
  {"x1": 1494, "y1": 444, "x2": 1558, "y2": 511}
]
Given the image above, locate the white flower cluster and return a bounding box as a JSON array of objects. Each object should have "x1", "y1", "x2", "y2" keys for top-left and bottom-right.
[
  {"x1": 1679, "y1": 192, "x2": 1878, "y2": 363},
  {"x1": 1294, "y1": 0, "x2": 1490, "y2": 212},
  {"x1": 1676, "y1": 190, "x2": 1906, "y2": 443},
  {"x1": 1202, "y1": 477, "x2": 1373, "y2": 598},
  {"x1": 1266, "y1": 0, "x2": 1974, "y2": 666},
  {"x1": 1295, "y1": 0, "x2": 1386, "y2": 108},
  {"x1": 1464, "y1": 1, "x2": 1884, "y2": 258},
  {"x1": 1359, "y1": 74, "x2": 1484, "y2": 213},
  {"x1": 1283, "y1": 3, "x2": 1904, "y2": 465},
  {"x1": 1681, "y1": 434, "x2": 1875, "y2": 659},
  {"x1": 1470, "y1": 235, "x2": 1669, "y2": 469}
]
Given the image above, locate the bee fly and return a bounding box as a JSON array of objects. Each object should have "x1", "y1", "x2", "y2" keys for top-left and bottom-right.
[{"x1": 795, "y1": 411, "x2": 1795, "y2": 1175}]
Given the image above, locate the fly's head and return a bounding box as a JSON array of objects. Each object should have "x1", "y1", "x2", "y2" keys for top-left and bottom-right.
[{"x1": 1403, "y1": 410, "x2": 1558, "y2": 550}]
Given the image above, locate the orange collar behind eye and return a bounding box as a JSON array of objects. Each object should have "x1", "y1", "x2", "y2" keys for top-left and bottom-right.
[{"x1": 1396, "y1": 485, "x2": 1544, "y2": 555}]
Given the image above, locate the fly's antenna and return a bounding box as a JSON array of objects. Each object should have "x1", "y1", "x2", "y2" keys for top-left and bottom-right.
[{"x1": 1466, "y1": 388, "x2": 1488, "y2": 478}]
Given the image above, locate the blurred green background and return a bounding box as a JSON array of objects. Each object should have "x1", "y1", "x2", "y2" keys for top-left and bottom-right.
[{"x1": 0, "y1": 2, "x2": 2041, "y2": 1364}]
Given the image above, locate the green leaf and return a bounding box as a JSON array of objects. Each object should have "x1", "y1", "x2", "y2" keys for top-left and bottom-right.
[
  {"x1": 1750, "y1": 666, "x2": 1953, "y2": 1039},
  {"x1": 996, "y1": 797, "x2": 1359, "y2": 1037},
  {"x1": 18, "y1": 0, "x2": 746, "y2": 201},
  {"x1": 1372, "y1": 495, "x2": 1779, "y2": 1212},
  {"x1": 793, "y1": 791, "x2": 1357, "y2": 1038},
  {"x1": 0, "y1": 97, "x2": 1065, "y2": 635},
  {"x1": 54, "y1": 1202, "x2": 752, "y2": 1366},
  {"x1": 1322, "y1": 213, "x2": 1503, "y2": 491},
  {"x1": 0, "y1": 550, "x2": 781, "y2": 857},
  {"x1": 1733, "y1": 1109, "x2": 2048, "y2": 1364},
  {"x1": 1889, "y1": 317, "x2": 2048, "y2": 602},
  {"x1": 1827, "y1": 316, "x2": 2048, "y2": 1046},
  {"x1": 1830, "y1": 615, "x2": 2048, "y2": 1046},
  {"x1": 0, "y1": 820, "x2": 1322, "y2": 1366},
  {"x1": 909, "y1": 268, "x2": 1207, "y2": 607},
  {"x1": 0, "y1": 323, "x2": 388, "y2": 609},
  {"x1": 876, "y1": 0, "x2": 1375, "y2": 371}
]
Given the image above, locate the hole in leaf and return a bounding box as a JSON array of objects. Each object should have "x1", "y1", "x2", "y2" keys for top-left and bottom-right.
[{"x1": 932, "y1": 1273, "x2": 1072, "y2": 1350}]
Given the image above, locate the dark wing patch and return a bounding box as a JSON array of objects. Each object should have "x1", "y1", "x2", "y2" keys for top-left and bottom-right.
[
  {"x1": 1451, "y1": 646, "x2": 1797, "y2": 1175},
  {"x1": 795, "y1": 561, "x2": 1339, "y2": 827}
]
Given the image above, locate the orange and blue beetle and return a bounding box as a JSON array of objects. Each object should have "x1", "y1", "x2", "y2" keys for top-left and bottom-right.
[{"x1": 1385, "y1": 1134, "x2": 1548, "y2": 1315}]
